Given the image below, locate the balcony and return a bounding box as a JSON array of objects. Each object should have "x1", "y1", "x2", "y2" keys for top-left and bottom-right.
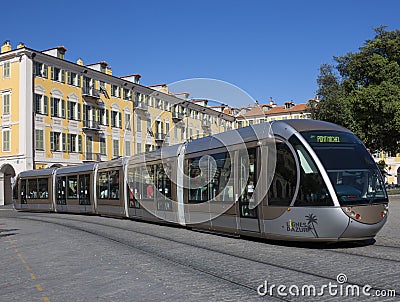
[
  {"x1": 202, "y1": 119, "x2": 211, "y2": 128},
  {"x1": 84, "y1": 152, "x2": 101, "y2": 162},
  {"x1": 82, "y1": 87, "x2": 101, "y2": 99},
  {"x1": 134, "y1": 101, "x2": 148, "y2": 111},
  {"x1": 82, "y1": 120, "x2": 101, "y2": 131},
  {"x1": 154, "y1": 132, "x2": 166, "y2": 143},
  {"x1": 172, "y1": 112, "x2": 184, "y2": 122}
]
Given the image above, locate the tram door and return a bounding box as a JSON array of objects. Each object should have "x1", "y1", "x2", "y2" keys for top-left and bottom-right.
[
  {"x1": 238, "y1": 148, "x2": 260, "y2": 232},
  {"x1": 56, "y1": 176, "x2": 66, "y2": 205},
  {"x1": 78, "y1": 174, "x2": 90, "y2": 205}
]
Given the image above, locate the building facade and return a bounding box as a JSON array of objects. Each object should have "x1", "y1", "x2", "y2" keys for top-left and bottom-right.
[
  {"x1": 0, "y1": 41, "x2": 234, "y2": 205},
  {"x1": 231, "y1": 99, "x2": 312, "y2": 127}
]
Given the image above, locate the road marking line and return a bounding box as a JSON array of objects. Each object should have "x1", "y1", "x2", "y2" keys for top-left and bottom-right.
[{"x1": 6, "y1": 236, "x2": 50, "y2": 300}]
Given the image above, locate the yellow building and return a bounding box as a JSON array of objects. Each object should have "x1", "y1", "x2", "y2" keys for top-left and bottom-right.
[{"x1": 0, "y1": 41, "x2": 234, "y2": 205}]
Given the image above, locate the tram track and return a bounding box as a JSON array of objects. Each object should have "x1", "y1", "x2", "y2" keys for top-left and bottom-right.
[
  {"x1": 15, "y1": 214, "x2": 288, "y2": 302},
  {"x1": 15, "y1": 213, "x2": 399, "y2": 298}
]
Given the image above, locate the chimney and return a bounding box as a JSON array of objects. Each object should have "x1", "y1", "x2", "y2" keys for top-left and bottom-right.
[
  {"x1": 106, "y1": 66, "x2": 112, "y2": 75},
  {"x1": 17, "y1": 42, "x2": 25, "y2": 49},
  {"x1": 77, "y1": 58, "x2": 84, "y2": 66},
  {"x1": 1, "y1": 40, "x2": 12, "y2": 53}
]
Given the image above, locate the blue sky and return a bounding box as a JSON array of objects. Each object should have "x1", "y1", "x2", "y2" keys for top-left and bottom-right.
[{"x1": 2, "y1": 0, "x2": 400, "y2": 107}]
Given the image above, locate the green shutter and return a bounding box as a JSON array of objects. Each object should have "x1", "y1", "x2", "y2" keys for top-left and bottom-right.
[
  {"x1": 106, "y1": 109, "x2": 109, "y2": 125},
  {"x1": 67, "y1": 101, "x2": 71, "y2": 120},
  {"x1": 67, "y1": 71, "x2": 71, "y2": 85},
  {"x1": 62, "y1": 100, "x2": 66, "y2": 118},
  {"x1": 78, "y1": 135, "x2": 82, "y2": 153},
  {"x1": 62, "y1": 133, "x2": 66, "y2": 151},
  {"x1": 50, "y1": 97, "x2": 54, "y2": 116},
  {"x1": 50, "y1": 66, "x2": 54, "y2": 81},
  {"x1": 77, "y1": 103, "x2": 81, "y2": 120},
  {"x1": 43, "y1": 65, "x2": 48, "y2": 78},
  {"x1": 43, "y1": 96, "x2": 48, "y2": 115},
  {"x1": 50, "y1": 132, "x2": 54, "y2": 151},
  {"x1": 118, "y1": 112, "x2": 122, "y2": 128}
]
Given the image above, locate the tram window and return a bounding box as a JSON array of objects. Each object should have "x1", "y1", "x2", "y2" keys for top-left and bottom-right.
[
  {"x1": 289, "y1": 136, "x2": 333, "y2": 206},
  {"x1": 188, "y1": 152, "x2": 230, "y2": 203},
  {"x1": 98, "y1": 171, "x2": 120, "y2": 200},
  {"x1": 27, "y1": 179, "x2": 38, "y2": 199},
  {"x1": 239, "y1": 148, "x2": 257, "y2": 218},
  {"x1": 27, "y1": 178, "x2": 48, "y2": 199},
  {"x1": 145, "y1": 165, "x2": 155, "y2": 199},
  {"x1": 98, "y1": 172, "x2": 108, "y2": 199},
  {"x1": 67, "y1": 176, "x2": 78, "y2": 198},
  {"x1": 38, "y1": 178, "x2": 49, "y2": 199},
  {"x1": 109, "y1": 171, "x2": 120, "y2": 199},
  {"x1": 210, "y1": 153, "x2": 231, "y2": 202},
  {"x1": 268, "y1": 141, "x2": 297, "y2": 206},
  {"x1": 127, "y1": 167, "x2": 141, "y2": 208}
]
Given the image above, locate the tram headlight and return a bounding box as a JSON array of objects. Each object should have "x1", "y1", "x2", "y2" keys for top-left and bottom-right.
[{"x1": 350, "y1": 211, "x2": 356, "y2": 218}]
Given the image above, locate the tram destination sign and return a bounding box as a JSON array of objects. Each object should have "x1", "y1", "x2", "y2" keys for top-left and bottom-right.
[{"x1": 302, "y1": 131, "x2": 358, "y2": 144}]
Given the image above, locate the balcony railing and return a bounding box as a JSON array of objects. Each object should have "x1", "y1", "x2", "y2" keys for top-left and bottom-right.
[
  {"x1": 134, "y1": 101, "x2": 148, "y2": 111},
  {"x1": 154, "y1": 132, "x2": 166, "y2": 142},
  {"x1": 172, "y1": 112, "x2": 184, "y2": 122},
  {"x1": 82, "y1": 120, "x2": 101, "y2": 131},
  {"x1": 82, "y1": 87, "x2": 101, "y2": 98},
  {"x1": 202, "y1": 119, "x2": 211, "y2": 128},
  {"x1": 84, "y1": 152, "x2": 101, "y2": 162}
]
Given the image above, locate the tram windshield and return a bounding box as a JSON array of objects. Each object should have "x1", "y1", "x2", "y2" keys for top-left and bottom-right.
[{"x1": 302, "y1": 131, "x2": 387, "y2": 205}]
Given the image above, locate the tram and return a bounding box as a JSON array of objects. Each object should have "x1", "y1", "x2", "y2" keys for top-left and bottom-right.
[{"x1": 13, "y1": 120, "x2": 389, "y2": 242}]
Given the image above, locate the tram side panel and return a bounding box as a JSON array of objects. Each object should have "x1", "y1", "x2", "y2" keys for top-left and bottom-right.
[
  {"x1": 96, "y1": 166, "x2": 125, "y2": 217},
  {"x1": 15, "y1": 172, "x2": 55, "y2": 212},
  {"x1": 55, "y1": 169, "x2": 96, "y2": 214}
]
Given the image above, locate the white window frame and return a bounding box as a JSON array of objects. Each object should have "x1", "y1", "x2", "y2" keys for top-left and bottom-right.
[
  {"x1": 2, "y1": 92, "x2": 10, "y2": 116},
  {"x1": 35, "y1": 129, "x2": 44, "y2": 150},
  {"x1": 3, "y1": 62, "x2": 10, "y2": 78},
  {"x1": 2, "y1": 129, "x2": 10, "y2": 152},
  {"x1": 113, "y1": 139, "x2": 119, "y2": 158}
]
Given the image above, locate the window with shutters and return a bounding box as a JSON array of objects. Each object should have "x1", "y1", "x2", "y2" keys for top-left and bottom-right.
[
  {"x1": 35, "y1": 94, "x2": 48, "y2": 115},
  {"x1": 2, "y1": 129, "x2": 10, "y2": 152},
  {"x1": 2, "y1": 93, "x2": 10, "y2": 116},
  {"x1": 33, "y1": 62, "x2": 48, "y2": 78},
  {"x1": 3, "y1": 62, "x2": 10, "y2": 78},
  {"x1": 35, "y1": 129, "x2": 44, "y2": 150},
  {"x1": 50, "y1": 66, "x2": 65, "y2": 83}
]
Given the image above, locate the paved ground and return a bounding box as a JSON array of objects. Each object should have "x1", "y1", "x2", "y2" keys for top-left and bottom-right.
[{"x1": 0, "y1": 197, "x2": 399, "y2": 301}]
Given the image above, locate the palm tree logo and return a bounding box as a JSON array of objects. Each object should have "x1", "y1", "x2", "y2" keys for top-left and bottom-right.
[{"x1": 305, "y1": 213, "x2": 319, "y2": 238}]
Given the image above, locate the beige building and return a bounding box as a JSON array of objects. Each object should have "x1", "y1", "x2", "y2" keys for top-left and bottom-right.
[
  {"x1": 0, "y1": 41, "x2": 234, "y2": 205},
  {"x1": 230, "y1": 98, "x2": 312, "y2": 128}
]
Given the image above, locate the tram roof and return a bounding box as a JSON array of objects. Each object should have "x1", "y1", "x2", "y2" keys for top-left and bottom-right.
[
  {"x1": 185, "y1": 123, "x2": 273, "y2": 154},
  {"x1": 56, "y1": 163, "x2": 97, "y2": 176},
  {"x1": 274, "y1": 119, "x2": 352, "y2": 133},
  {"x1": 18, "y1": 167, "x2": 58, "y2": 178}
]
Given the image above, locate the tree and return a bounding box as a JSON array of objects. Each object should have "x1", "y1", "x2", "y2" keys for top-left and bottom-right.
[{"x1": 308, "y1": 26, "x2": 400, "y2": 153}]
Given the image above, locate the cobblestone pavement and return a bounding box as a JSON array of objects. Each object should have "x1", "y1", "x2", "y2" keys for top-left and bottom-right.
[{"x1": 0, "y1": 197, "x2": 399, "y2": 301}]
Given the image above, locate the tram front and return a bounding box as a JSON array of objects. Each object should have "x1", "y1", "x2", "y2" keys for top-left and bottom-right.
[{"x1": 300, "y1": 129, "x2": 389, "y2": 241}]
